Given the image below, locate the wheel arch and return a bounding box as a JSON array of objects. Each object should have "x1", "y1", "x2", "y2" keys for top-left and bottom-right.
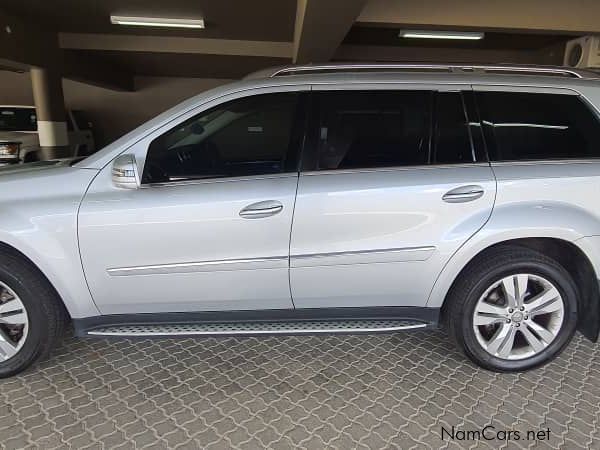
[
  {"x1": 0, "y1": 241, "x2": 72, "y2": 318},
  {"x1": 435, "y1": 237, "x2": 599, "y2": 341},
  {"x1": 0, "y1": 238, "x2": 98, "y2": 319}
]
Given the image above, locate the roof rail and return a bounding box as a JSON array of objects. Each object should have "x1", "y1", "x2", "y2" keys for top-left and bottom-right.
[{"x1": 254, "y1": 63, "x2": 597, "y2": 79}]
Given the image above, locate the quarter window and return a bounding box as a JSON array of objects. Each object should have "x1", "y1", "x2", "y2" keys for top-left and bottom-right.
[
  {"x1": 476, "y1": 91, "x2": 600, "y2": 161},
  {"x1": 142, "y1": 92, "x2": 302, "y2": 184}
]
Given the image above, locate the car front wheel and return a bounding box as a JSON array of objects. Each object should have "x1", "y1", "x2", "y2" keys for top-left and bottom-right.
[{"x1": 0, "y1": 250, "x2": 67, "y2": 377}]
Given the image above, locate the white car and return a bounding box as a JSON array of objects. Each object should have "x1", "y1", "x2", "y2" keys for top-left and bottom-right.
[
  {"x1": 0, "y1": 106, "x2": 95, "y2": 164},
  {"x1": 0, "y1": 63, "x2": 600, "y2": 377}
]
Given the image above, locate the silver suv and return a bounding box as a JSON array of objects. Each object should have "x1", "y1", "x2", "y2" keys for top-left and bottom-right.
[{"x1": 1, "y1": 63, "x2": 600, "y2": 376}]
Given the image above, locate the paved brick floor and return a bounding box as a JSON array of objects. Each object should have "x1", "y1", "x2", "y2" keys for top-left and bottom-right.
[{"x1": 0, "y1": 330, "x2": 598, "y2": 449}]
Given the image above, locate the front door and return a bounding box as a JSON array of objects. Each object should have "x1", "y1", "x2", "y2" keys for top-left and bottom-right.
[
  {"x1": 290, "y1": 87, "x2": 496, "y2": 308},
  {"x1": 79, "y1": 90, "x2": 307, "y2": 314}
]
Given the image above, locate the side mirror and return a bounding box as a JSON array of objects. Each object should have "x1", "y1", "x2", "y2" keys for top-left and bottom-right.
[{"x1": 111, "y1": 154, "x2": 140, "y2": 189}]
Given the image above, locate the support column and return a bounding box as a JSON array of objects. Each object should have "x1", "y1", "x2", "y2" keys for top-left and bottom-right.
[{"x1": 30, "y1": 67, "x2": 69, "y2": 160}]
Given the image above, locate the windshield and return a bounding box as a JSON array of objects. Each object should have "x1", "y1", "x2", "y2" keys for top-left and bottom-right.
[{"x1": 0, "y1": 107, "x2": 37, "y2": 132}]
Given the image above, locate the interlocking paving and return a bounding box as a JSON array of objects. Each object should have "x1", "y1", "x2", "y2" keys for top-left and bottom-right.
[{"x1": 1, "y1": 330, "x2": 599, "y2": 449}]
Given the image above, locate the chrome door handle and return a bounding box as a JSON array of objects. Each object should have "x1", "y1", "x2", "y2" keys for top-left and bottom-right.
[
  {"x1": 239, "y1": 200, "x2": 284, "y2": 219},
  {"x1": 442, "y1": 185, "x2": 484, "y2": 203}
]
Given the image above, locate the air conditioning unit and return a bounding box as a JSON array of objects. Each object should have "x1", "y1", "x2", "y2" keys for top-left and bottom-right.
[{"x1": 564, "y1": 36, "x2": 600, "y2": 69}]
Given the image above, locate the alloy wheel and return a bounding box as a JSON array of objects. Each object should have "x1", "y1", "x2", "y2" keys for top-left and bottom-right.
[
  {"x1": 473, "y1": 273, "x2": 565, "y2": 360},
  {"x1": 0, "y1": 281, "x2": 29, "y2": 361}
]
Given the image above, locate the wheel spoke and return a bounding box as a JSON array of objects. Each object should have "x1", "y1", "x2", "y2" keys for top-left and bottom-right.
[
  {"x1": 486, "y1": 323, "x2": 516, "y2": 356},
  {"x1": 0, "y1": 297, "x2": 27, "y2": 325},
  {"x1": 520, "y1": 323, "x2": 546, "y2": 353},
  {"x1": 501, "y1": 276, "x2": 518, "y2": 308},
  {"x1": 514, "y1": 274, "x2": 529, "y2": 307},
  {"x1": 0, "y1": 328, "x2": 17, "y2": 361},
  {"x1": 474, "y1": 314, "x2": 506, "y2": 326},
  {"x1": 474, "y1": 301, "x2": 507, "y2": 326},
  {"x1": 501, "y1": 274, "x2": 529, "y2": 308},
  {"x1": 0, "y1": 297, "x2": 23, "y2": 315},
  {"x1": 526, "y1": 287, "x2": 562, "y2": 315},
  {"x1": 476, "y1": 302, "x2": 506, "y2": 316},
  {"x1": 525, "y1": 320, "x2": 556, "y2": 344},
  {"x1": 0, "y1": 311, "x2": 27, "y2": 325}
]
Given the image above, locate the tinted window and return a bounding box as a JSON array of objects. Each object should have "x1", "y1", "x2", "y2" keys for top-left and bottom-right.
[
  {"x1": 143, "y1": 93, "x2": 302, "y2": 183},
  {"x1": 476, "y1": 92, "x2": 600, "y2": 161},
  {"x1": 0, "y1": 107, "x2": 37, "y2": 132},
  {"x1": 433, "y1": 92, "x2": 474, "y2": 164},
  {"x1": 314, "y1": 91, "x2": 432, "y2": 170}
]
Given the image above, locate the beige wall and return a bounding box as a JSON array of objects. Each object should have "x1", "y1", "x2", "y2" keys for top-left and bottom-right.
[
  {"x1": 359, "y1": 0, "x2": 600, "y2": 33},
  {"x1": 0, "y1": 70, "x2": 230, "y2": 147}
]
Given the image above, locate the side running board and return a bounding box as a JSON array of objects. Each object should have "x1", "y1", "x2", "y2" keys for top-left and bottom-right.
[{"x1": 86, "y1": 319, "x2": 428, "y2": 337}]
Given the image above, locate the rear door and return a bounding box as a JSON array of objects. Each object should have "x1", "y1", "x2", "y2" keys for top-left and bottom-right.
[{"x1": 289, "y1": 85, "x2": 496, "y2": 308}]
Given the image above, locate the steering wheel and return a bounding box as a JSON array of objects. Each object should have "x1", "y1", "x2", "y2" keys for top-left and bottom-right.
[{"x1": 143, "y1": 160, "x2": 170, "y2": 184}]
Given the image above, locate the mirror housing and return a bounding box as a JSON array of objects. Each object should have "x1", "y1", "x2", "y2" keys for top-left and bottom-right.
[{"x1": 111, "y1": 154, "x2": 140, "y2": 189}]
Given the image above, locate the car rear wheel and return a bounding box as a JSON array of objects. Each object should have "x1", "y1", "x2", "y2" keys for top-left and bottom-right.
[
  {"x1": 0, "y1": 250, "x2": 67, "y2": 377},
  {"x1": 445, "y1": 245, "x2": 578, "y2": 372}
]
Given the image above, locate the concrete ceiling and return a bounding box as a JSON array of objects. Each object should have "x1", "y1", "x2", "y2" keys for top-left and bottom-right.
[
  {"x1": 0, "y1": 0, "x2": 597, "y2": 90},
  {"x1": 1, "y1": 0, "x2": 297, "y2": 41}
]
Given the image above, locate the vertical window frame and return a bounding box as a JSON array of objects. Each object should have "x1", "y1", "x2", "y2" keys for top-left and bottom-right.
[
  {"x1": 462, "y1": 90, "x2": 489, "y2": 164},
  {"x1": 431, "y1": 90, "x2": 481, "y2": 165}
]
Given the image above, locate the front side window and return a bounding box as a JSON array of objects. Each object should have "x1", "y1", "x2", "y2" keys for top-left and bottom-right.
[
  {"x1": 142, "y1": 92, "x2": 302, "y2": 183},
  {"x1": 476, "y1": 91, "x2": 600, "y2": 161}
]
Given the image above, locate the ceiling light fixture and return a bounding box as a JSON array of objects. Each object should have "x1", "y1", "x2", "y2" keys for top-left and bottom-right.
[
  {"x1": 110, "y1": 15, "x2": 205, "y2": 29},
  {"x1": 399, "y1": 30, "x2": 484, "y2": 40}
]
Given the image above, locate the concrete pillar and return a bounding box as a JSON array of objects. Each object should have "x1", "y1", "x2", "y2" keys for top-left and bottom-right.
[{"x1": 30, "y1": 67, "x2": 69, "y2": 160}]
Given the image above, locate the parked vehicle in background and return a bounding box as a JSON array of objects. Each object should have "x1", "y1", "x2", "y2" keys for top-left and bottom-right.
[
  {"x1": 0, "y1": 106, "x2": 95, "y2": 164},
  {"x1": 1, "y1": 63, "x2": 600, "y2": 377}
]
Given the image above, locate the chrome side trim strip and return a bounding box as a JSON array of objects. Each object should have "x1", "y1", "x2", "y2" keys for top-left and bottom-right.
[
  {"x1": 107, "y1": 255, "x2": 289, "y2": 276},
  {"x1": 291, "y1": 246, "x2": 436, "y2": 267},
  {"x1": 108, "y1": 246, "x2": 436, "y2": 275},
  {"x1": 292, "y1": 246, "x2": 435, "y2": 260},
  {"x1": 87, "y1": 323, "x2": 427, "y2": 337}
]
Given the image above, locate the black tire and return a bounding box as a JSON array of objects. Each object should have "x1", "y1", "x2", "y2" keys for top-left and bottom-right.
[
  {"x1": 23, "y1": 151, "x2": 39, "y2": 163},
  {"x1": 0, "y1": 250, "x2": 67, "y2": 377},
  {"x1": 445, "y1": 245, "x2": 578, "y2": 372}
]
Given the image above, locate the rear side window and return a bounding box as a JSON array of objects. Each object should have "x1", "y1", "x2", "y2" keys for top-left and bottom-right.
[
  {"x1": 311, "y1": 90, "x2": 476, "y2": 171},
  {"x1": 314, "y1": 91, "x2": 432, "y2": 170},
  {"x1": 476, "y1": 91, "x2": 600, "y2": 161}
]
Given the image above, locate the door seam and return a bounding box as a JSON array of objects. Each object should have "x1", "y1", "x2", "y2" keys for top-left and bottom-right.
[{"x1": 287, "y1": 173, "x2": 300, "y2": 308}]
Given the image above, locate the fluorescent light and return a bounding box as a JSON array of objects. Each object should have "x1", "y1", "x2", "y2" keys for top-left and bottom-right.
[
  {"x1": 399, "y1": 30, "x2": 484, "y2": 40},
  {"x1": 110, "y1": 15, "x2": 205, "y2": 29}
]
